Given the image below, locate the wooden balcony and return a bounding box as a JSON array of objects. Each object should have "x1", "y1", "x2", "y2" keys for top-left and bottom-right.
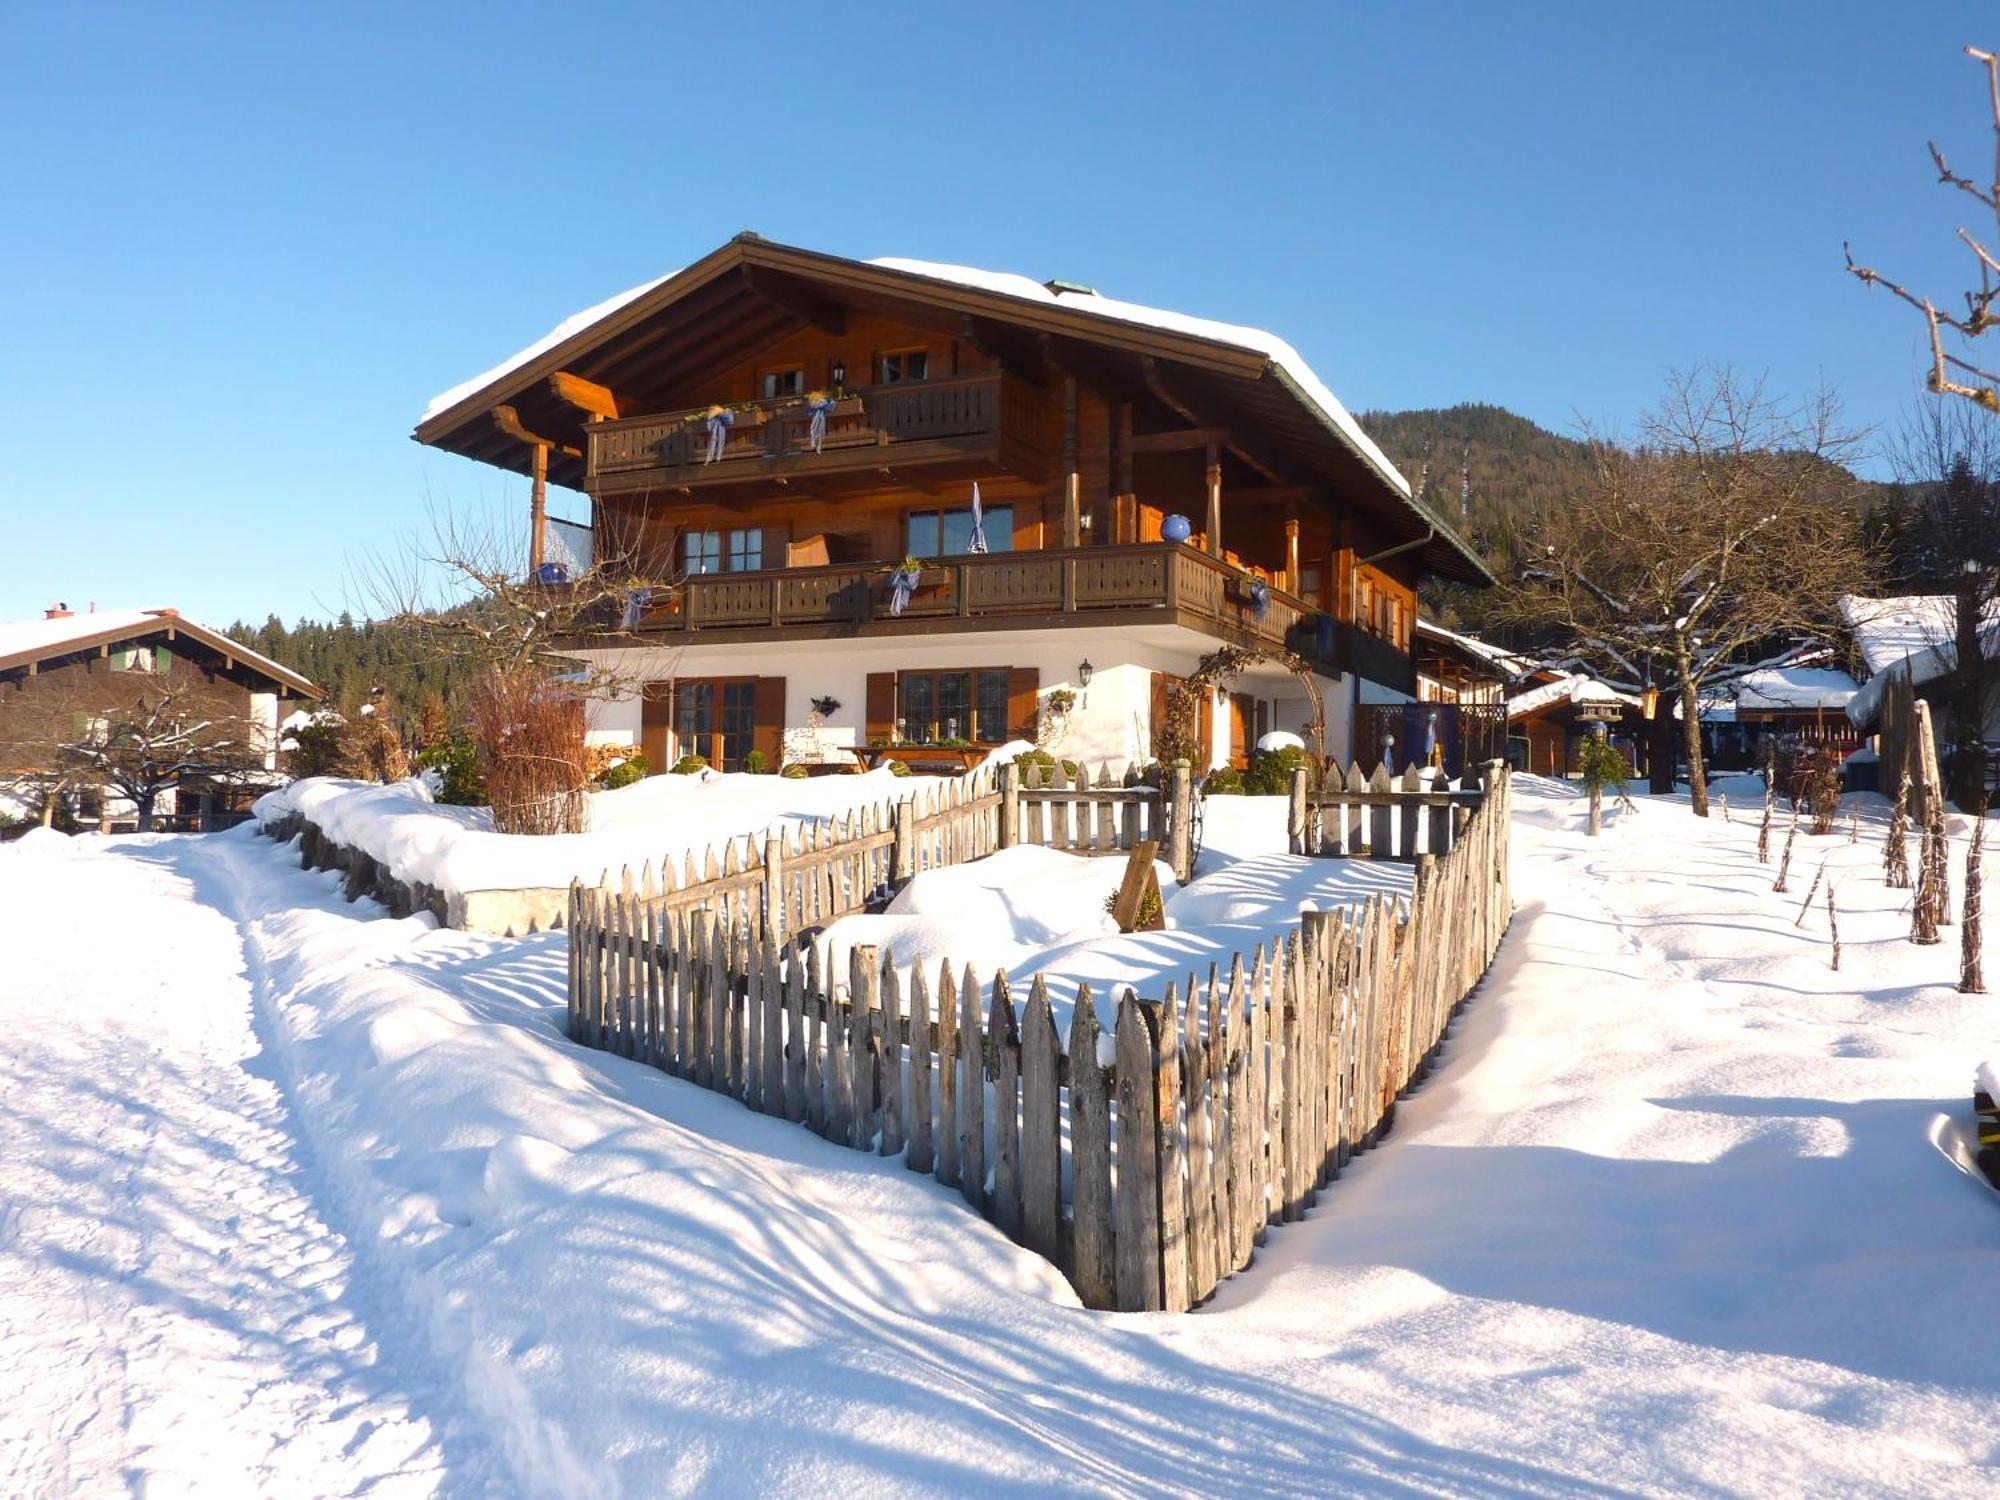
[
  {"x1": 599, "y1": 542, "x2": 1412, "y2": 686},
  {"x1": 585, "y1": 372, "x2": 1046, "y2": 496}
]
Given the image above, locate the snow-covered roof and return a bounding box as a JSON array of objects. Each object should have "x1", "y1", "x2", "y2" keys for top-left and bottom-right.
[
  {"x1": 1715, "y1": 666, "x2": 1858, "y2": 715},
  {"x1": 420, "y1": 272, "x2": 676, "y2": 425},
  {"x1": 1838, "y1": 594, "x2": 2000, "y2": 676},
  {"x1": 1506, "y1": 674, "x2": 1640, "y2": 719},
  {"x1": 1415, "y1": 617, "x2": 1530, "y2": 675},
  {"x1": 1845, "y1": 620, "x2": 2000, "y2": 727},
  {"x1": 0, "y1": 607, "x2": 321, "y2": 697},
  {"x1": 418, "y1": 241, "x2": 1442, "y2": 534},
  {"x1": 866, "y1": 256, "x2": 1411, "y2": 501}
]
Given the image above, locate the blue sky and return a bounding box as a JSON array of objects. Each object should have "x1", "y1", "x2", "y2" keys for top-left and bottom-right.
[{"x1": 1, "y1": 2, "x2": 1992, "y2": 626}]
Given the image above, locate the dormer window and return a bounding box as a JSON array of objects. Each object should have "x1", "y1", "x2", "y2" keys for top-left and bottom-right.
[
  {"x1": 877, "y1": 349, "x2": 929, "y2": 385},
  {"x1": 760, "y1": 368, "x2": 804, "y2": 399}
]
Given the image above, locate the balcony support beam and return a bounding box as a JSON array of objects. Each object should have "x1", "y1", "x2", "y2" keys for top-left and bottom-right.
[
  {"x1": 1062, "y1": 376, "x2": 1081, "y2": 548},
  {"x1": 1205, "y1": 442, "x2": 1223, "y2": 559}
]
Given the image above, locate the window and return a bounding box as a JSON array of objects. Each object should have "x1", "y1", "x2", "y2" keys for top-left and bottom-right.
[
  {"x1": 877, "y1": 349, "x2": 929, "y2": 385},
  {"x1": 111, "y1": 643, "x2": 167, "y2": 674},
  {"x1": 682, "y1": 527, "x2": 761, "y2": 574},
  {"x1": 897, "y1": 669, "x2": 1009, "y2": 743},
  {"x1": 760, "y1": 368, "x2": 804, "y2": 399},
  {"x1": 906, "y1": 503, "x2": 1013, "y2": 557},
  {"x1": 674, "y1": 678, "x2": 758, "y2": 770},
  {"x1": 683, "y1": 530, "x2": 721, "y2": 575}
]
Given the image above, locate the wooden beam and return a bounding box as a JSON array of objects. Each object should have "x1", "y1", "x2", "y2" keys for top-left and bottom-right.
[
  {"x1": 1063, "y1": 377, "x2": 1081, "y2": 548},
  {"x1": 547, "y1": 370, "x2": 620, "y2": 421},
  {"x1": 1205, "y1": 441, "x2": 1222, "y2": 559},
  {"x1": 491, "y1": 405, "x2": 581, "y2": 458},
  {"x1": 1139, "y1": 357, "x2": 1297, "y2": 487},
  {"x1": 530, "y1": 442, "x2": 549, "y2": 576},
  {"x1": 1285, "y1": 517, "x2": 1301, "y2": 595},
  {"x1": 963, "y1": 315, "x2": 1048, "y2": 381},
  {"x1": 1124, "y1": 426, "x2": 1229, "y2": 454},
  {"x1": 743, "y1": 267, "x2": 847, "y2": 334}
]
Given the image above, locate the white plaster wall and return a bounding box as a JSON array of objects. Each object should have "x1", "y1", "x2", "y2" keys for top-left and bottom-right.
[
  {"x1": 250, "y1": 692, "x2": 280, "y2": 769},
  {"x1": 579, "y1": 631, "x2": 1354, "y2": 772},
  {"x1": 584, "y1": 689, "x2": 642, "y2": 750}
]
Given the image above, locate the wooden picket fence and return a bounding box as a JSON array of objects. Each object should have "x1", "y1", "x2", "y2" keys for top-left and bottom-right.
[
  {"x1": 1287, "y1": 761, "x2": 1498, "y2": 860},
  {"x1": 567, "y1": 764, "x2": 1513, "y2": 1311}
]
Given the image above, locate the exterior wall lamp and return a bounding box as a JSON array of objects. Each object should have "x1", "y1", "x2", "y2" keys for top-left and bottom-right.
[
  {"x1": 1077, "y1": 659, "x2": 1094, "y2": 688},
  {"x1": 830, "y1": 358, "x2": 846, "y2": 394}
]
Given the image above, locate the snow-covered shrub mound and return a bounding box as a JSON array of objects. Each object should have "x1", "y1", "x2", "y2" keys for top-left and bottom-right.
[{"x1": 2, "y1": 825, "x2": 74, "y2": 856}]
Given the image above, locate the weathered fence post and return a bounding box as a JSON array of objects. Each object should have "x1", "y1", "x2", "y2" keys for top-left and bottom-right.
[
  {"x1": 892, "y1": 797, "x2": 916, "y2": 890},
  {"x1": 1113, "y1": 990, "x2": 1163, "y2": 1312},
  {"x1": 1287, "y1": 766, "x2": 1310, "y2": 855},
  {"x1": 762, "y1": 834, "x2": 784, "y2": 946},
  {"x1": 998, "y1": 758, "x2": 1019, "y2": 850},
  {"x1": 1166, "y1": 761, "x2": 1194, "y2": 883},
  {"x1": 1068, "y1": 984, "x2": 1115, "y2": 1308}
]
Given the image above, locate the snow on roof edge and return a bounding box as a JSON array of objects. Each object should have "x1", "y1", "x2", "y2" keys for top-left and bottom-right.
[
  {"x1": 0, "y1": 608, "x2": 318, "y2": 695},
  {"x1": 417, "y1": 248, "x2": 1415, "y2": 506}
]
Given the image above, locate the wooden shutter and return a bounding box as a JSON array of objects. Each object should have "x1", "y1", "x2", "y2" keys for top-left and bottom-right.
[
  {"x1": 1150, "y1": 672, "x2": 1172, "y2": 759},
  {"x1": 865, "y1": 672, "x2": 897, "y2": 742},
  {"x1": 752, "y1": 677, "x2": 786, "y2": 765},
  {"x1": 1006, "y1": 666, "x2": 1040, "y2": 741},
  {"x1": 640, "y1": 681, "x2": 672, "y2": 773}
]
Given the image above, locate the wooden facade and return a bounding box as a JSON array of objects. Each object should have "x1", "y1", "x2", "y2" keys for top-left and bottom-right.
[{"x1": 415, "y1": 236, "x2": 1492, "y2": 765}]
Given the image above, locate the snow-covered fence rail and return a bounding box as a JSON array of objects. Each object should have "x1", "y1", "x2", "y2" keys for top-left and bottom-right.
[
  {"x1": 581, "y1": 762, "x2": 1189, "y2": 950},
  {"x1": 1286, "y1": 761, "x2": 1498, "y2": 860},
  {"x1": 566, "y1": 767, "x2": 1513, "y2": 1311}
]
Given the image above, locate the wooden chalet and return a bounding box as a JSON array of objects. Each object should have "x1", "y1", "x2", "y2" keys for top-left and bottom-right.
[
  {"x1": 415, "y1": 234, "x2": 1492, "y2": 772},
  {"x1": 0, "y1": 605, "x2": 321, "y2": 830}
]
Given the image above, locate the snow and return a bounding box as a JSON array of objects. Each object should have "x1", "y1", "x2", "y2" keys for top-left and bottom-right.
[
  {"x1": 1979, "y1": 1058, "x2": 1999, "y2": 1104},
  {"x1": 1506, "y1": 672, "x2": 1639, "y2": 719},
  {"x1": 1255, "y1": 729, "x2": 1306, "y2": 753},
  {"x1": 418, "y1": 271, "x2": 675, "y2": 425},
  {"x1": 1839, "y1": 593, "x2": 1999, "y2": 676},
  {"x1": 256, "y1": 766, "x2": 963, "y2": 898},
  {"x1": 8, "y1": 778, "x2": 2000, "y2": 1495},
  {"x1": 1701, "y1": 665, "x2": 1861, "y2": 721},
  {"x1": 0, "y1": 607, "x2": 158, "y2": 660}
]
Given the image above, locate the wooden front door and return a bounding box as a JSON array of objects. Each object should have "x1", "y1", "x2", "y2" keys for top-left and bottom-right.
[{"x1": 641, "y1": 682, "x2": 673, "y2": 772}]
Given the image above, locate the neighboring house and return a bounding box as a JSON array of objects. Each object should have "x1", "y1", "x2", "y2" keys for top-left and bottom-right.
[
  {"x1": 1840, "y1": 593, "x2": 2000, "y2": 744},
  {"x1": 1506, "y1": 673, "x2": 1645, "y2": 778},
  {"x1": 1354, "y1": 618, "x2": 1518, "y2": 772},
  {"x1": 413, "y1": 234, "x2": 1492, "y2": 772},
  {"x1": 1698, "y1": 666, "x2": 1860, "y2": 770},
  {"x1": 0, "y1": 604, "x2": 321, "y2": 830}
]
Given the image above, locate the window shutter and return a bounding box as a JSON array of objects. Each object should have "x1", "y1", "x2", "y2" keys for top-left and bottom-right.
[
  {"x1": 865, "y1": 672, "x2": 897, "y2": 743},
  {"x1": 1006, "y1": 666, "x2": 1040, "y2": 741},
  {"x1": 154, "y1": 645, "x2": 172, "y2": 675},
  {"x1": 752, "y1": 677, "x2": 786, "y2": 765}
]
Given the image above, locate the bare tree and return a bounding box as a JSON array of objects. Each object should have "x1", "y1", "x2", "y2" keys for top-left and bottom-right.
[
  {"x1": 1871, "y1": 398, "x2": 2000, "y2": 810},
  {"x1": 1497, "y1": 368, "x2": 1874, "y2": 816},
  {"x1": 349, "y1": 502, "x2": 684, "y2": 833},
  {"x1": 1847, "y1": 46, "x2": 2000, "y2": 413}
]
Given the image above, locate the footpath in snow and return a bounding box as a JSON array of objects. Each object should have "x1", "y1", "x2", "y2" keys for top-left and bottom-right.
[
  {"x1": 0, "y1": 832, "x2": 486, "y2": 1498},
  {"x1": 4, "y1": 776, "x2": 1998, "y2": 1497}
]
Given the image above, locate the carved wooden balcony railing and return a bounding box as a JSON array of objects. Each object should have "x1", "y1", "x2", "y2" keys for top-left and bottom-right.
[
  {"x1": 596, "y1": 542, "x2": 1413, "y2": 689},
  {"x1": 585, "y1": 372, "x2": 1044, "y2": 493}
]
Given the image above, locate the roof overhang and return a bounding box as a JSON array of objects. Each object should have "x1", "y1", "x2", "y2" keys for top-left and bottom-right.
[
  {"x1": 0, "y1": 612, "x2": 322, "y2": 698},
  {"x1": 414, "y1": 235, "x2": 1494, "y2": 587}
]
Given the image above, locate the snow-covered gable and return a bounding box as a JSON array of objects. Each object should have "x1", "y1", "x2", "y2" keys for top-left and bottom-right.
[
  {"x1": 0, "y1": 607, "x2": 319, "y2": 698},
  {"x1": 1506, "y1": 674, "x2": 1639, "y2": 720},
  {"x1": 420, "y1": 272, "x2": 676, "y2": 425},
  {"x1": 420, "y1": 248, "x2": 1412, "y2": 505},
  {"x1": 1415, "y1": 617, "x2": 1530, "y2": 676}
]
